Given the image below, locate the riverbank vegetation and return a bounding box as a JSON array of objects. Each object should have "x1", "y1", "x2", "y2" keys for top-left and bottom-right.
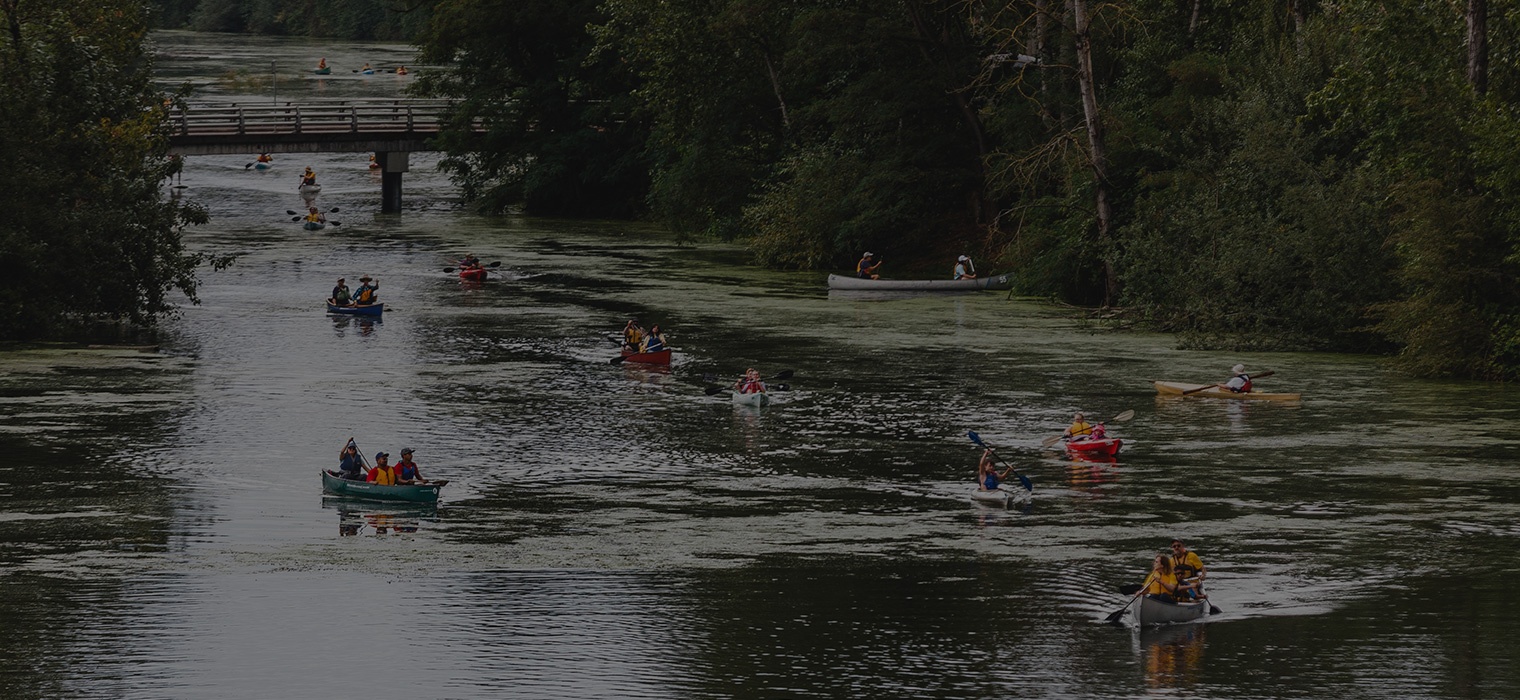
[
  {"x1": 415, "y1": 0, "x2": 1518, "y2": 380},
  {"x1": 0, "y1": 0, "x2": 216, "y2": 340}
]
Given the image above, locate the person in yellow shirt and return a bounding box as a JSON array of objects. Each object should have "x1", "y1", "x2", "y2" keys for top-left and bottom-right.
[
  {"x1": 1144, "y1": 553, "x2": 1187, "y2": 603},
  {"x1": 367, "y1": 452, "x2": 397, "y2": 485},
  {"x1": 1170, "y1": 539, "x2": 1207, "y2": 598},
  {"x1": 1064, "y1": 412, "x2": 1095, "y2": 440}
]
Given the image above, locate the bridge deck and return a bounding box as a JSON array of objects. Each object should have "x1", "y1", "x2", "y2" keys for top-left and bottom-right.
[{"x1": 167, "y1": 99, "x2": 476, "y2": 155}]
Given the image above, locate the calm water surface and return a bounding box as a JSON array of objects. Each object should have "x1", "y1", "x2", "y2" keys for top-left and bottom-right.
[{"x1": 1, "y1": 31, "x2": 1517, "y2": 699}]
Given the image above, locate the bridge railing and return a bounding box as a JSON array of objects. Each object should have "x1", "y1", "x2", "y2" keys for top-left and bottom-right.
[{"x1": 169, "y1": 100, "x2": 466, "y2": 137}]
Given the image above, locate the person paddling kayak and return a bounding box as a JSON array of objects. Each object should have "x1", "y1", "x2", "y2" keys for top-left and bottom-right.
[
  {"x1": 300, "y1": 167, "x2": 318, "y2": 187},
  {"x1": 977, "y1": 448, "x2": 1015, "y2": 491},
  {"x1": 304, "y1": 206, "x2": 326, "y2": 225},
  {"x1": 1224, "y1": 364, "x2": 1253, "y2": 393},
  {"x1": 1064, "y1": 412, "x2": 1096, "y2": 441},
  {"x1": 734, "y1": 368, "x2": 766, "y2": 395}
]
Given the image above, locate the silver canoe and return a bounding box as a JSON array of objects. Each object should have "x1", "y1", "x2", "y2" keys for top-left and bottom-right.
[
  {"x1": 1134, "y1": 595, "x2": 1209, "y2": 626},
  {"x1": 827, "y1": 273, "x2": 1013, "y2": 291}
]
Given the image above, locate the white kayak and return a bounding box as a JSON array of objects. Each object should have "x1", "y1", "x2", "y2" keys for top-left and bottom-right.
[
  {"x1": 969, "y1": 487, "x2": 1018, "y2": 506},
  {"x1": 299, "y1": 184, "x2": 322, "y2": 196},
  {"x1": 1134, "y1": 595, "x2": 1210, "y2": 626},
  {"x1": 732, "y1": 390, "x2": 770, "y2": 406},
  {"x1": 827, "y1": 273, "x2": 1013, "y2": 291},
  {"x1": 253, "y1": 161, "x2": 273, "y2": 170}
]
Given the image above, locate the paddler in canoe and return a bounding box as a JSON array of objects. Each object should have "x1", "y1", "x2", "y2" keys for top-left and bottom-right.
[
  {"x1": 1170, "y1": 539, "x2": 1208, "y2": 600},
  {"x1": 621, "y1": 319, "x2": 645, "y2": 352},
  {"x1": 953, "y1": 255, "x2": 976, "y2": 280},
  {"x1": 328, "y1": 277, "x2": 352, "y2": 307},
  {"x1": 856, "y1": 251, "x2": 881, "y2": 279},
  {"x1": 640, "y1": 324, "x2": 667, "y2": 353},
  {"x1": 316, "y1": 57, "x2": 329, "y2": 73},
  {"x1": 337, "y1": 440, "x2": 365, "y2": 480},
  {"x1": 367, "y1": 452, "x2": 397, "y2": 485},
  {"x1": 395, "y1": 448, "x2": 428, "y2": 484},
  {"x1": 395, "y1": 66, "x2": 409, "y2": 76},
  {"x1": 352, "y1": 275, "x2": 380, "y2": 306},
  {"x1": 734, "y1": 368, "x2": 766, "y2": 396},
  {"x1": 1142, "y1": 553, "x2": 1197, "y2": 603},
  {"x1": 976, "y1": 448, "x2": 1016, "y2": 492}
]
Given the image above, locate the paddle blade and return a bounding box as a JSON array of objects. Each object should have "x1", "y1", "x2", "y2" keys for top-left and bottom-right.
[
  {"x1": 703, "y1": 386, "x2": 725, "y2": 396},
  {"x1": 1041, "y1": 434, "x2": 1065, "y2": 448},
  {"x1": 1117, "y1": 584, "x2": 1143, "y2": 596},
  {"x1": 772, "y1": 370, "x2": 794, "y2": 380},
  {"x1": 286, "y1": 210, "x2": 299, "y2": 215},
  {"x1": 443, "y1": 267, "x2": 455, "y2": 272},
  {"x1": 967, "y1": 430, "x2": 986, "y2": 447},
  {"x1": 1111, "y1": 409, "x2": 1135, "y2": 422},
  {"x1": 608, "y1": 355, "x2": 627, "y2": 365},
  {"x1": 488, "y1": 261, "x2": 502, "y2": 267},
  {"x1": 329, "y1": 207, "x2": 340, "y2": 213},
  {"x1": 329, "y1": 221, "x2": 341, "y2": 226},
  {"x1": 290, "y1": 216, "x2": 302, "y2": 222},
  {"x1": 1209, "y1": 605, "x2": 1222, "y2": 615},
  {"x1": 1104, "y1": 608, "x2": 1128, "y2": 624},
  {"x1": 1015, "y1": 473, "x2": 1033, "y2": 492}
]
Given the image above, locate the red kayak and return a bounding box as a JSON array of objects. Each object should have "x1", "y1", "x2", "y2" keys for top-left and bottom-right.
[
  {"x1": 1064, "y1": 437, "x2": 1122, "y2": 457},
  {"x1": 620, "y1": 348, "x2": 671, "y2": 366},
  {"x1": 459, "y1": 266, "x2": 488, "y2": 281}
]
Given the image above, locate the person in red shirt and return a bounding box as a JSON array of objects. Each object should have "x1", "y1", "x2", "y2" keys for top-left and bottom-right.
[{"x1": 367, "y1": 452, "x2": 396, "y2": 485}]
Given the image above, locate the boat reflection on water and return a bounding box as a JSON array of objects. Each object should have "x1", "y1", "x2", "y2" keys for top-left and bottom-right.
[
  {"x1": 331, "y1": 315, "x2": 380, "y2": 338},
  {"x1": 622, "y1": 364, "x2": 672, "y2": 388},
  {"x1": 1067, "y1": 455, "x2": 1119, "y2": 494},
  {"x1": 1138, "y1": 623, "x2": 1206, "y2": 690},
  {"x1": 324, "y1": 499, "x2": 436, "y2": 536}
]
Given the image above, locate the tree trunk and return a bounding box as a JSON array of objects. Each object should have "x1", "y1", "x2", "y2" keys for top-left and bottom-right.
[
  {"x1": 1468, "y1": 0, "x2": 1488, "y2": 94},
  {"x1": 1068, "y1": 0, "x2": 1117, "y2": 305},
  {"x1": 1188, "y1": 0, "x2": 1203, "y2": 35},
  {"x1": 760, "y1": 48, "x2": 791, "y2": 132}
]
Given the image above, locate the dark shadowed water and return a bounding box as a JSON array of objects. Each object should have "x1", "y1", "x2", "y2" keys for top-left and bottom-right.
[{"x1": 0, "y1": 31, "x2": 1517, "y2": 699}]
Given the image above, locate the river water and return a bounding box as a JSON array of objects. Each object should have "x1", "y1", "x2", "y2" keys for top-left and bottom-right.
[{"x1": 1, "y1": 30, "x2": 1517, "y2": 699}]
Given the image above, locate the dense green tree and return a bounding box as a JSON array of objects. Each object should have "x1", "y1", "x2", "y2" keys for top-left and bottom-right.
[
  {"x1": 414, "y1": 0, "x2": 650, "y2": 216},
  {"x1": 0, "y1": 0, "x2": 216, "y2": 338}
]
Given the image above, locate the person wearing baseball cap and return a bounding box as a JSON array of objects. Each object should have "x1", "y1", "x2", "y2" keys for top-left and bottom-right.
[
  {"x1": 367, "y1": 452, "x2": 397, "y2": 485},
  {"x1": 856, "y1": 251, "x2": 881, "y2": 280},
  {"x1": 395, "y1": 448, "x2": 426, "y2": 484},
  {"x1": 953, "y1": 254, "x2": 977, "y2": 280}
]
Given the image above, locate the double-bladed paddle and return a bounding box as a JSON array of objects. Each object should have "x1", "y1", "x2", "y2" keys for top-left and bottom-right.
[
  {"x1": 1041, "y1": 409, "x2": 1135, "y2": 448},
  {"x1": 966, "y1": 431, "x2": 1034, "y2": 492},
  {"x1": 703, "y1": 370, "x2": 793, "y2": 395},
  {"x1": 442, "y1": 261, "x2": 502, "y2": 273},
  {"x1": 1181, "y1": 370, "x2": 1276, "y2": 395}
]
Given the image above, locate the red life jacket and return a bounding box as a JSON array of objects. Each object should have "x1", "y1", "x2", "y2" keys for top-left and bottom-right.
[{"x1": 1235, "y1": 374, "x2": 1252, "y2": 392}]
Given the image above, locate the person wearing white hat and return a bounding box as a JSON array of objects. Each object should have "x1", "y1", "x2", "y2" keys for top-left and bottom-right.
[
  {"x1": 1223, "y1": 364, "x2": 1253, "y2": 393},
  {"x1": 856, "y1": 251, "x2": 881, "y2": 280},
  {"x1": 953, "y1": 254, "x2": 977, "y2": 280}
]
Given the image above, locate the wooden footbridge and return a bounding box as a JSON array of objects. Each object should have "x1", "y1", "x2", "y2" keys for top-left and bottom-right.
[{"x1": 167, "y1": 99, "x2": 477, "y2": 212}]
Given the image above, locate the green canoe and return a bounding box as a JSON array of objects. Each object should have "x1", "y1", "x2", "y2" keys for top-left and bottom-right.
[{"x1": 320, "y1": 470, "x2": 444, "y2": 503}]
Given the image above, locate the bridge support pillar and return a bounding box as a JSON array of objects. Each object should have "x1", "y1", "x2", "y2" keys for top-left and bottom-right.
[{"x1": 377, "y1": 151, "x2": 409, "y2": 213}]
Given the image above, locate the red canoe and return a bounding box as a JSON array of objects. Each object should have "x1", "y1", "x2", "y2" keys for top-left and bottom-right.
[
  {"x1": 1064, "y1": 437, "x2": 1122, "y2": 457},
  {"x1": 459, "y1": 266, "x2": 488, "y2": 281},
  {"x1": 620, "y1": 348, "x2": 671, "y2": 366}
]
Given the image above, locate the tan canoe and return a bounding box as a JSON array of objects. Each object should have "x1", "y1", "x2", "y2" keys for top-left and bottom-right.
[{"x1": 1154, "y1": 380, "x2": 1301, "y2": 401}]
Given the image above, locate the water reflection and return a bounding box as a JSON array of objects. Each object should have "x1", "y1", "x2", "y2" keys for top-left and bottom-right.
[
  {"x1": 330, "y1": 315, "x2": 380, "y2": 337},
  {"x1": 324, "y1": 500, "x2": 435, "y2": 536},
  {"x1": 1137, "y1": 623, "x2": 1206, "y2": 690}
]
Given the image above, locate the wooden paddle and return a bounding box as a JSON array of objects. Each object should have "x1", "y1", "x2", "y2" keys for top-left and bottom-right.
[
  {"x1": 1181, "y1": 370, "x2": 1275, "y2": 395},
  {"x1": 1106, "y1": 573, "x2": 1157, "y2": 623},
  {"x1": 966, "y1": 431, "x2": 1034, "y2": 492},
  {"x1": 1041, "y1": 409, "x2": 1136, "y2": 448}
]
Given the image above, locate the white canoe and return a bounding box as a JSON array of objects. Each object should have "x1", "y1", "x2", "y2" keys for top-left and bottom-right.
[
  {"x1": 1154, "y1": 380, "x2": 1301, "y2": 401},
  {"x1": 827, "y1": 273, "x2": 1013, "y2": 291},
  {"x1": 1134, "y1": 595, "x2": 1209, "y2": 626},
  {"x1": 299, "y1": 184, "x2": 322, "y2": 196},
  {"x1": 732, "y1": 390, "x2": 770, "y2": 406}
]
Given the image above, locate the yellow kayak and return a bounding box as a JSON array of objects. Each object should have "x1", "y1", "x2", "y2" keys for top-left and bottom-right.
[{"x1": 1154, "y1": 380, "x2": 1301, "y2": 401}]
